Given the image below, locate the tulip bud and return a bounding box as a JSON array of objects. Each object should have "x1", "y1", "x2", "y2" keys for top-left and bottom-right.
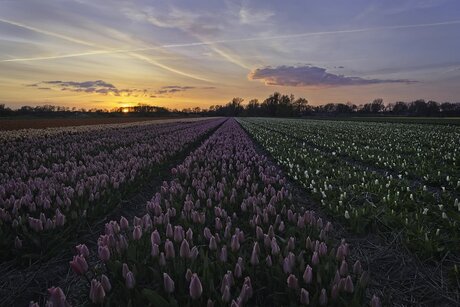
[
  {"x1": 250, "y1": 244, "x2": 259, "y2": 266},
  {"x1": 159, "y1": 252, "x2": 166, "y2": 266},
  {"x1": 331, "y1": 284, "x2": 339, "y2": 300},
  {"x1": 371, "y1": 295, "x2": 382, "y2": 307},
  {"x1": 186, "y1": 228, "x2": 193, "y2": 241},
  {"x1": 163, "y1": 273, "x2": 175, "y2": 293},
  {"x1": 47, "y1": 287, "x2": 68, "y2": 307},
  {"x1": 125, "y1": 271, "x2": 135, "y2": 289},
  {"x1": 266, "y1": 255, "x2": 272, "y2": 267},
  {"x1": 303, "y1": 265, "x2": 313, "y2": 284},
  {"x1": 222, "y1": 285, "x2": 231, "y2": 302},
  {"x1": 345, "y1": 275, "x2": 354, "y2": 293},
  {"x1": 311, "y1": 251, "x2": 319, "y2": 266},
  {"x1": 89, "y1": 279, "x2": 106, "y2": 304},
  {"x1": 101, "y1": 274, "x2": 111, "y2": 292},
  {"x1": 234, "y1": 262, "x2": 242, "y2": 278},
  {"x1": 70, "y1": 255, "x2": 88, "y2": 275},
  {"x1": 209, "y1": 236, "x2": 217, "y2": 251},
  {"x1": 166, "y1": 223, "x2": 173, "y2": 238},
  {"x1": 122, "y1": 263, "x2": 130, "y2": 278},
  {"x1": 186, "y1": 268, "x2": 193, "y2": 281},
  {"x1": 300, "y1": 288, "x2": 309, "y2": 305},
  {"x1": 191, "y1": 246, "x2": 199, "y2": 259},
  {"x1": 220, "y1": 246, "x2": 228, "y2": 262},
  {"x1": 151, "y1": 230, "x2": 161, "y2": 245},
  {"x1": 319, "y1": 288, "x2": 327, "y2": 306},
  {"x1": 151, "y1": 243, "x2": 160, "y2": 257},
  {"x1": 76, "y1": 244, "x2": 89, "y2": 257},
  {"x1": 287, "y1": 274, "x2": 298, "y2": 289},
  {"x1": 165, "y1": 239, "x2": 175, "y2": 259},
  {"x1": 231, "y1": 235, "x2": 240, "y2": 252},
  {"x1": 98, "y1": 245, "x2": 110, "y2": 262},
  {"x1": 133, "y1": 226, "x2": 142, "y2": 240},
  {"x1": 189, "y1": 274, "x2": 203, "y2": 300},
  {"x1": 120, "y1": 216, "x2": 129, "y2": 230},
  {"x1": 340, "y1": 260, "x2": 348, "y2": 276},
  {"x1": 180, "y1": 239, "x2": 191, "y2": 258}
]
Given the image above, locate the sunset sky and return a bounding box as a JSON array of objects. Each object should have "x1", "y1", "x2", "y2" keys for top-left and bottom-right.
[{"x1": 1, "y1": 0, "x2": 460, "y2": 110}]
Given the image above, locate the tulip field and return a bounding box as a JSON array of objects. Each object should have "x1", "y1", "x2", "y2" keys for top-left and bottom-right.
[
  {"x1": 238, "y1": 118, "x2": 459, "y2": 256},
  {"x1": 0, "y1": 118, "x2": 224, "y2": 260},
  {"x1": 1, "y1": 117, "x2": 458, "y2": 306}
]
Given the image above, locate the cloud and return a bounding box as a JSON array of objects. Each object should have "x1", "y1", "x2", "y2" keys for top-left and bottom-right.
[
  {"x1": 248, "y1": 65, "x2": 417, "y2": 87},
  {"x1": 31, "y1": 80, "x2": 148, "y2": 97},
  {"x1": 238, "y1": 6, "x2": 274, "y2": 25},
  {"x1": 155, "y1": 85, "x2": 215, "y2": 94}
]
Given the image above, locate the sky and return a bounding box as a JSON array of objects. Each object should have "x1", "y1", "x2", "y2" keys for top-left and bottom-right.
[{"x1": 1, "y1": 0, "x2": 460, "y2": 110}]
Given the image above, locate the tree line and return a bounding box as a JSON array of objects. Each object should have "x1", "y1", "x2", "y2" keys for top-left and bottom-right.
[
  {"x1": 1, "y1": 93, "x2": 460, "y2": 117},
  {"x1": 205, "y1": 93, "x2": 460, "y2": 117}
]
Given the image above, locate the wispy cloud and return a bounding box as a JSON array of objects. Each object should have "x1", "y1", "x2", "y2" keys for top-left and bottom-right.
[
  {"x1": 2, "y1": 19, "x2": 459, "y2": 64},
  {"x1": 155, "y1": 85, "x2": 215, "y2": 94},
  {"x1": 30, "y1": 80, "x2": 148, "y2": 96},
  {"x1": 0, "y1": 18, "x2": 211, "y2": 82},
  {"x1": 248, "y1": 65, "x2": 417, "y2": 87}
]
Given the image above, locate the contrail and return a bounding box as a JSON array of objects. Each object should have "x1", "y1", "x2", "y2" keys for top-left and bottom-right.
[
  {"x1": 0, "y1": 18, "x2": 211, "y2": 82},
  {"x1": 0, "y1": 18, "x2": 97, "y2": 47},
  {"x1": 2, "y1": 19, "x2": 460, "y2": 63}
]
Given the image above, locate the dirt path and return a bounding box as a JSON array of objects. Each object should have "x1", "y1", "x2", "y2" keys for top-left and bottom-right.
[
  {"x1": 239, "y1": 120, "x2": 460, "y2": 307},
  {"x1": 0, "y1": 120, "x2": 225, "y2": 306}
]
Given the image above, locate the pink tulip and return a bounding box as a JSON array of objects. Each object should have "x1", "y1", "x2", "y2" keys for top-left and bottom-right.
[
  {"x1": 231, "y1": 235, "x2": 240, "y2": 252},
  {"x1": 165, "y1": 239, "x2": 175, "y2": 259},
  {"x1": 120, "y1": 216, "x2": 129, "y2": 230},
  {"x1": 47, "y1": 287, "x2": 69, "y2": 307},
  {"x1": 303, "y1": 265, "x2": 313, "y2": 284},
  {"x1": 371, "y1": 295, "x2": 382, "y2": 307},
  {"x1": 222, "y1": 285, "x2": 231, "y2": 303},
  {"x1": 180, "y1": 239, "x2": 191, "y2": 258},
  {"x1": 209, "y1": 236, "x2": 217, "y2": 251},
  {"x1": 70, "y1": 255, "x2": 88, "y2": 275},
  {"x1": 151, "y1": 230, "x2": 161, "y2": 245},
  {"x1": 75, "y1": 244, "x2": 89, "y2": 257},
  {"x1": 125, "y1": 271, "x2": 135, "y2": 289},
  {"x1": 89, "y1": 279, "x2": 106, "y2": 304},
  {"x1": 340, "y1": 260, "x2": 348, "y2": 276},
  {"x1": 151, "y1": 243, "x2": 160, "y2": 257},
  {"x1": 331, "y1": 284, "x2": 339, "y2": 300},
  {"x1": 345, "y1": 275, "x2": 354, "y2": 293},
  {"x1": 287, "y1": 274, "x2": 298, "y2": 289},
  {"x1": 122, "y1": 263, "x2": 129, "y2": 278},
  {"x1": 132, "y1": 226, "x2": 142, "y2": 240},
  {"x1": 98, "y1": 245, "x2": 110, "y2": 262},
  {"x1": 189, "y1": 274, "x2": 203, "y2": 300},
  {"x1": 300, "y1": 288, "x2": 309, "y2": 305},
  {"x1": 250, "y1": 244, "x2": 259, "y2": 266},
  {"x1": 234, "y1": 262, "x2": 242, "y2": 278},
  {"x1": 219, "y1": 246, "x2": 228, "y2": 262},
  {"x1": 319, "y1": 288, "x2": 327, "y2": 306},
  {"x1": 174, "y1": 225, "x2": 184, "y2": 242},
  {"x1": 311, "y1": 251, "x2": 319, "y2": 266},
  {"x1": 101, "y1": 274, "x2": 112, "y2": 292},
  {"x1": 185, "y1": 268, "x2": 193, "y2": 281},
  {"x1": 163, "y1": 273, "x2": 175, "y2": 293}
]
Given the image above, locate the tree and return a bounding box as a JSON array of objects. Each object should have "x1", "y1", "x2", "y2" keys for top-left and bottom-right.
[{"x1": 370, "y1": 98, "x2": 384, "y2": 113}]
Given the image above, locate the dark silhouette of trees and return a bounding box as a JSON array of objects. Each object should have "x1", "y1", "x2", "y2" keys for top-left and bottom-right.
[{"x1": 2, "y1": 94, "x2": 460, "y2": 118}]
